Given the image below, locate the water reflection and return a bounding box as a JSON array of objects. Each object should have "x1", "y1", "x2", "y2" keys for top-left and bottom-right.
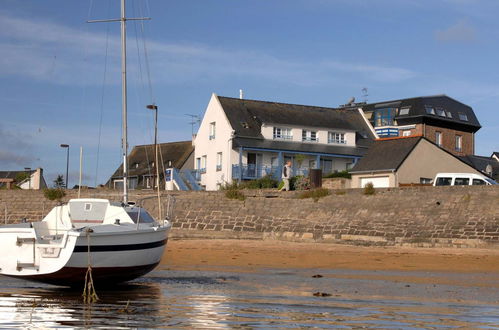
[{"x1": 0, "y1": 268, "x2": 498, "y2": 328}]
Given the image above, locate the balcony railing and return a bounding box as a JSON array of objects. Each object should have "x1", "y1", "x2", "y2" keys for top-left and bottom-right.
[{"x1": 232, "y1": 164, "x2": 310, "y2": 180}]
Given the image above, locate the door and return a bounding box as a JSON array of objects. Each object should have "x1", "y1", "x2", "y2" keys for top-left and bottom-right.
[
  {"x1": 247, "y1": 153, "x2": 257, "y2": 178},
  {"x1": 360, "y1": 176, "x2": 390, "y2": 188}
]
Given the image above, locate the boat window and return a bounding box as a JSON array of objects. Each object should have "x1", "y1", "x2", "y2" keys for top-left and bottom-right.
[
  {"x1": 84, "y1": 203, "x2": 92, "y2": 211},
  {"x1": 454, "y1": 177, "x2": 469, "y2": 186},
  {"x1": 126, "y1": 209, "x2": 156, "y2": 223},
  {"x1": 435, "y1": 177, "x2": 452, "y2": 186}
]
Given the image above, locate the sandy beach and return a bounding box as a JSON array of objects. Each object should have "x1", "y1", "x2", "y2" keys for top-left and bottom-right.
[{"x1": 162, "y1": 239, "x2": 499, "y2": 274}]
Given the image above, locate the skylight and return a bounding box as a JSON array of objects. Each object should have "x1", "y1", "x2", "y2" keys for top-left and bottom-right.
[
  {"x1": 425, "y1": 106, "x2": 435, "y2": 115},
  {"x1": 446, "y1": 111, "x2": 452, "y2": 118},
  {"x1": 436, "y1": 108, "x2": 446, "y2": 117},
  {"x1": 458, "y1": 113, "x2": 468, "y2": 121},
  {"x1": 399, "y1": 107, "x2": 410, "y2": 116}
]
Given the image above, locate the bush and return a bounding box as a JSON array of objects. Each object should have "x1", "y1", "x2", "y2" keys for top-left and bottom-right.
[
  {"x1": 44, "y1": 188, "x2": 66, "y2": 201},
  {"x1": 363, "y1": 182, "x2": 375, "y2": 195},
  {"x1": 294, "y1": 175, "x2": 311, "y2": 190},
  {"x1": 224, "y1": 188, "x2": 245, "y2": 201},
  {"x1": 243, "y1": 175, "x2": 278, "y2": 189},
  {"x1": 323, "y1": 170, "x2": 351, "y2": 179},
  {"x1": 298, "y1": 188, "x2": 330, "y2": 202}
]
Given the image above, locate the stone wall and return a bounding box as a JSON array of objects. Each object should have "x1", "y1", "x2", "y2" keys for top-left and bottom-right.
[{"x1": 0, "y1": 186, "x2": 498, "y2": 248}]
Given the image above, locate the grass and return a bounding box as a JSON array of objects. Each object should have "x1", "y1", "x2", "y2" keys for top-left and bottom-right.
[
  {"x1": 298, "y1": 188, "x2": 330, "y2": 202},
  {"x1": 43, "y1": 188, "x2": 66, "y2": 201},
  {"x1": 225, "y1": 189, "x2": 246, "y2": 201}
]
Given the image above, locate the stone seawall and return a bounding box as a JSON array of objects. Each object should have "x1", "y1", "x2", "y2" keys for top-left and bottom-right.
[{"x1": 0, "y1": 186, "x2": 498, "y2": 248}]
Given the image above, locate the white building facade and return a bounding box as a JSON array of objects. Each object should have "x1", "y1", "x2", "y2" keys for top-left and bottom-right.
[{"x1": 193, "y1": 94, "x2": 376, "y2": 190}]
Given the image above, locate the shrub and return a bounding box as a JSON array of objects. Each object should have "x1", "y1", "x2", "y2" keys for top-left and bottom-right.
[
  {"x1": 298, "y1": 188, "x2": 330, "y2": 202},
  {"x1": 294, "y1": 175, "x2": 311, "y2": 190},
  {"x1": 323, "y1": 170, "x2": 351, "y2": 179},
  {"x1": 44, "y1": 188, "x2": 66, "y2": 201},
  {"x1": 224, "y1": 188, "x2": 245, "y2": 201},
  {"x1": 363, "y1": 182, "x2": 375, "y2": 195}
]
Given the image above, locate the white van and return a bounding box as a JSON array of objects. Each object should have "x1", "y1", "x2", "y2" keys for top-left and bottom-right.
[{"x1": 433, "y1": 173, "x2": 498, "y2": 186}]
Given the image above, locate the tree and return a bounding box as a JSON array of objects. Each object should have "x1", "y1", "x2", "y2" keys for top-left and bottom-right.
[{"x1": 53, "y1": 175, "x2": 65, "y2": 188}]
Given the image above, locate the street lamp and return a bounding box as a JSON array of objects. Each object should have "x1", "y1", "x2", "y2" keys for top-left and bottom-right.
[
  {"x1": 60, "y1": 144, "x2": 69, "y2": 189},
  {"x1": 146, "y1": 104, "x2": 159, "y2": 188}
]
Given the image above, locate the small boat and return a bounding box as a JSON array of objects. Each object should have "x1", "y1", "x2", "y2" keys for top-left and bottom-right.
[{"x1": 0, "y1": 0, "x2": 171, "y2": 287}]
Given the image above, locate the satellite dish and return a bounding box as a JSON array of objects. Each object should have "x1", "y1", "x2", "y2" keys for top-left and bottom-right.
[{"x1": 347, "y1": 97, "x2": 355, "y2": 105}]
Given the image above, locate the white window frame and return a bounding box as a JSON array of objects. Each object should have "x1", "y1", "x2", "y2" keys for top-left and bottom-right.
[
  {"x1": 455, "y1": 135, "x2": 462, "y2": 152},
  {"x1": 209, "y1": 122, "x2": 216, "y2": 140},
  {"x1": 216, "y1": 152, "x2": 222, "y2": 171},
  {"x1": 328, "y1": 132, "x2": 346, "y2": 144},
  {"x1": 435, "y1": 131, "x2": 442, "y2": 147},
  {"x1": 302, "y1": 130, "x2": 318, "y2": 142},
  {"x1": 402, "y1": 130, "x2": 412, "y2": 137},
  {"x1": 273, "y1": 127, "x2": 292, "y2": 140}
]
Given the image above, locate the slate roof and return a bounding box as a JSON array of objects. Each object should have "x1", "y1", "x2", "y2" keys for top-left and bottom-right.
[
  {"x1": 109, "y1": 141, "x2": 193, "y2": 179},
  {"x1": 360, "y1": 95, "x2": 481, "y2": 133},
  {"x1": 0, "y1": 170, "x2": 35, "y2": 180},
  {"x1": 459, "y1": 154, "x2": 499, "y2": 179},
  {"x1": 217, "y1": 96, "x2": 376, "y2": 149},
  {"x1": 350, "y1": 136, "x2": 422, "y2": 173}
]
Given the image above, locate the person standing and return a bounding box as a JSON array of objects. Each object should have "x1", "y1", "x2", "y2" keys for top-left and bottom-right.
[{"x1": 279, "y1": 160, "x2": 292, "y2": 191}]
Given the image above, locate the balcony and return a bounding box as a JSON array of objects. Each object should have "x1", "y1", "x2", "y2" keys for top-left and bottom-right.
[
  {"x1": 232, "y1": 164, "x2": 310, "y2": 180},
  {"x1": 375, "y1": 126, "x2": 399, "y2": 137}
]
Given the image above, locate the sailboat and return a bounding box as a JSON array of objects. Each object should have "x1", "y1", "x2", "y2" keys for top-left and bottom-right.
[{"x1": 0, "y1": 0, "x2": 171, "y2": 286}]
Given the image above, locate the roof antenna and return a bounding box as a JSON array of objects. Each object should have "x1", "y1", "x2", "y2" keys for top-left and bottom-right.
[
  {"x1": 185, "y1": 114, "x2": 201, "y2": 136},
  {"x1": 239, "y1": 89, "x2": 244, "y2": 100},
  {"x1": 362, "y1": 87, "x2": 368, "y2": 103}
]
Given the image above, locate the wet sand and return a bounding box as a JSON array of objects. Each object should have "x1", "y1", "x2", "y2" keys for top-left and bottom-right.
[{"x1": 162, "y1": 239, "x2": 499, "y2": 275}]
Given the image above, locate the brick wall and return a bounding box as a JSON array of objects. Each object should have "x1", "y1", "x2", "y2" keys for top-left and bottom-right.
[
  {"x1": 0, "y1": 187, "x2": 498, "y2": 248},
  {"x1": 423, "y1": 124, "x2": 473, "y2": 156}
]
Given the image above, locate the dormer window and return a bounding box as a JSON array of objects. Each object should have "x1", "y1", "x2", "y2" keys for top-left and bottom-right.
[
  {"x1": 398, "y1": 107, "x2": 410, "y2": 116},
  {"x1": 436, "y1": 108, "x2": 446, "y2": 117},
  {"x1": 458, "y1": 113, "x2": 468, "y2": 121},
  {"x1": 328, "y1": 132, "x2": 346, "y2": 144},
  {"x1": 302, "y1": 130, "x2": 318, "y2": 142},
  {"x1": 273, "y1": 127, "x2": 292, "y2": 140},
  {"x1": 425, "y1": 106, "x2": 436, "y2": 115},
  {"x1": 209, "y1": 122, "x2": 216, "y2": 140}
]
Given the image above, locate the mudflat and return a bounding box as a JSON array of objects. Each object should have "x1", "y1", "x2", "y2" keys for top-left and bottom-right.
[{"x1": 162, "y1": 239, "x2": 499, "y2": 274}]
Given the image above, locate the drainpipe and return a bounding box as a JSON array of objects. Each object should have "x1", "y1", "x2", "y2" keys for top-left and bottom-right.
[{"x1": 227, "y1": 130, "x2": 235, "y2": 185}]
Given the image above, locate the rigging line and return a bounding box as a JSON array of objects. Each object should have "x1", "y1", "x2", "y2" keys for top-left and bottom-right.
[
  {"x1": 138, "y1": 0, "x2": 155, "y2": 104},
  {"x1": 94, "y1": 0, "x2": 112, "y2": 187}
]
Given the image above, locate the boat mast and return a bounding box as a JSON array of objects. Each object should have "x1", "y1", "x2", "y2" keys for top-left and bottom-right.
[{"x1": 121, "y1": 0, "x2": 129, "y2": 204}]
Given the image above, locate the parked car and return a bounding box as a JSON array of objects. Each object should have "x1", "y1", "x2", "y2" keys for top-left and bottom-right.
[{"x1": 433, "y1": 173, "x2": 498, "y2": 186}]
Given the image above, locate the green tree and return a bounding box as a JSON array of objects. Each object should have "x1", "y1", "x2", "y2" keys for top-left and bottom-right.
[{"x1": 53, "y1": 175, "x2": 65, "y2": 188}]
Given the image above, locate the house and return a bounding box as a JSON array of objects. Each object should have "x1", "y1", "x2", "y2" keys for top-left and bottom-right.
[
  {"x1": 358, "y1": 95, "x2": 481, "y2": 156},
  {"x1": 193, "y1": 94, "x2": 376, "y2": 190},
  {"x1": 0, "y1": 168, "x2": 47, "y2": 190},
  {"x1": 107, "y1": 141, "x2": 194, "y2": 189},
  {"x1": 459, "y1": 154, "x2": 499, "y2": 181},
  {"x1": 349, "y1": 136, "x2": 483, "y2": 188}
]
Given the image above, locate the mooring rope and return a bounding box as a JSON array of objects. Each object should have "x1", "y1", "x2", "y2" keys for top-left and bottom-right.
[{"x1": 83, "y1": 229, "x2": 99, "y2": 303}]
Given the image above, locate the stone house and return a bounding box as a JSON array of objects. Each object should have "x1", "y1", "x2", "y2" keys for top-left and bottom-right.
[{"x1": 349, "y1": 136, "x2": 483, "y2": 188}]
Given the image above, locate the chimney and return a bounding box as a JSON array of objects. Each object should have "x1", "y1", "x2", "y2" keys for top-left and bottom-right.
[{"x1": 239, "y1": 89, "x2": 244, "y2": 99}]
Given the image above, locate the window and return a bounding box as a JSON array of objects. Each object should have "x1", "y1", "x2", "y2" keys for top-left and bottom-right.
[
  {"x1": 435, "y1": 177, "x2": 452, "y2": 186},
  {"x1": 425, "y1": 106, "x2": 435, "y2": 115},
  {"x1": 455, "y1": 135, "x2": 462, "y2": 152},
  {"x1": 328, "y1": 132, "x2": 346, "y2": 144},
  {"x1": 436, "y1": 108, "x2": 446, "y2": 117},
  {"x1": 398, "y1": 107, "x2": 410, "y2": 116},
  {"x1": 273, "y1": 127, "x2": 292, "y2": 140},
  {"x1": 446, "y1": 111, "x2": 452, "y2": 118},
  {"x1": 454, "y1": 177, "x2": 469, "y2": 186},
  {"x1": 302, "y1": 130, "x2": 318, "y2": 142},
  {"x1": 216, "y1": 152, "x2": 222, "y2": 171},
  {"x1": 402, "y1": 130, "x2": 412, "y2": 137},
  {"x1": 420, "y1": 177, "x2": 432, "y2": 184},
  {"x1": 200, "y1": 156, "x2": 207, "y2": 173},
  {"x1": 458, "y1": 113, "x2": 468, "y2": 121},
  {"x1": 374, "y1": 107, "x2": 396, "y2": 127},
  {"x1": 435, "y1": 131, "x2": 442, "y2": 147},
  {"x1": 209, "y1": 122, "x2": 216, "y2": 140},
  {"x1": 472, "y1": 179, "x2": 486, "y2": 185},
  {"x1": 196, "y1": 157, "x2": 201, "y2": 170}
]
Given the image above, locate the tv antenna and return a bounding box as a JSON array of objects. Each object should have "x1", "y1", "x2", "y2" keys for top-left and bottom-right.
[
  {"x1": 361, "y1": 87, "x2": 368, "y2": 103},
  {"x1": 186, "y1": 114, "x2": 201, "y2": 135}
]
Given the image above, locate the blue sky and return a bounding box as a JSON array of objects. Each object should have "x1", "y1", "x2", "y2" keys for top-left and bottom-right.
[{"x1": 1, "y1": 0, "x2": 498, "y2": 186}]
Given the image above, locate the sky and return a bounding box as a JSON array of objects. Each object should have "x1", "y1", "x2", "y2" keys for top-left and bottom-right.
[{"x1": 1, "y1": 0, "x2": 499, "y2": 187}]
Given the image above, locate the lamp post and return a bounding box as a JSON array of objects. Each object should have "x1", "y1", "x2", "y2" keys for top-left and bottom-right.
[
  {"x1": 60, "y1": 144, "x2": 69, "y2": 189},
  {"x1": 146, "y1": 104, "x2": 159, "y2": 188},
  {"x1": 24, "y1": 167, "x2": 31, "y2": 190}
]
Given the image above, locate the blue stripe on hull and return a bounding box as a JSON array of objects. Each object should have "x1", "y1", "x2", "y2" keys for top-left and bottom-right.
[{"x1": 73, "y1": 239, "x2": 167, "y2": 253}]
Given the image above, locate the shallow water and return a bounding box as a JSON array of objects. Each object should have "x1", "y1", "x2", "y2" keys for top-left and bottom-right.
[{"x1": 0, "y1": 266, "x2": 498, "y2": 329}]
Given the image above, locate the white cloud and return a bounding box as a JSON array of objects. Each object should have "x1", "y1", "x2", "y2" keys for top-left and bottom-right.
[
  {"x1": 435, "y1": 19, "x2": 476, "y2": 43},
  {"x1": 0, "y1": 12, "x2": 417, "y2": 87}
]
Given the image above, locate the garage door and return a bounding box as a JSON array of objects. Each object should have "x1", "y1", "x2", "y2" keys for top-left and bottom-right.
[{"x1": 360, "y1": 176, "x2": 389, "y2": 188}]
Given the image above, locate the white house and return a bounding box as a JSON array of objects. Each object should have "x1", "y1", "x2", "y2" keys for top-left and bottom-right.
[{"x1": 193, "y1": 94, "x2": 376, "y2": 190}]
